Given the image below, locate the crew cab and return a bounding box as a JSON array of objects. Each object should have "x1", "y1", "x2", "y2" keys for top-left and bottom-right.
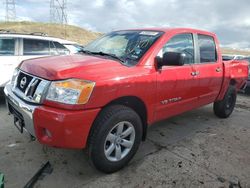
[{"x1": 4, "y1": 28, "x2": 249, "y2": 173}]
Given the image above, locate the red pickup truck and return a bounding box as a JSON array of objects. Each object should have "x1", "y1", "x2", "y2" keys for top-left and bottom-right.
[{"x1": 4, "y1": 28, "x2": 248, "y2": 173}]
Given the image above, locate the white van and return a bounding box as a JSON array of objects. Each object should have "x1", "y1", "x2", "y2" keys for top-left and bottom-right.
[{"x1": 0, "y1": 32, "x2": 83, "y2": 88}]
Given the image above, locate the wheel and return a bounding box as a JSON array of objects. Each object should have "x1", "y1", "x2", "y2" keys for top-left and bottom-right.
[
  {"x1": 213, "y1": 85, "x2": 237, "y2": 118},
  {"x1": 87, "y1": 105, "x2": 142, "y2": 173}
]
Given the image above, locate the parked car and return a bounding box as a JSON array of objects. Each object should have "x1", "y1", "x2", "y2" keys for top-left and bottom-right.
[
  {"x1": 63, "y1": 43, "x2": 84, "y2": 54},
  {"x1": 4, "y1": 28, "x2": 249, "y2": 173},
  {"x1": 0, "y1": 32, "x2": 82, "y2": 88},
  {"x1": 222, "y1": 54, "x2": 245, "y2": 61}
]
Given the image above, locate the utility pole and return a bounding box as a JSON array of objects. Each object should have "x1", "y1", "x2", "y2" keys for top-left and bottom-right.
[
  {"x1": 50, "y1": 0, "x2": 67, "y2": 25},
  {"x1": 5, "y1": 0, "x2": 16, "y2": 22}
]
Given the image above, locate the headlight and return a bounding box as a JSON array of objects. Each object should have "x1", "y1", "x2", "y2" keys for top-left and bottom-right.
[
  {"x1": 46, "y1": 79, "x2": 95, "y2": 105},
  {"x1": 11, "y1": 69, "x2": 19, "y2": 86}
]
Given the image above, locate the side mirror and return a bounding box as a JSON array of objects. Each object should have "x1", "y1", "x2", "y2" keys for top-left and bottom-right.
[{"x1": 157, "y1": 52, "x2": 186, "y2": 68}]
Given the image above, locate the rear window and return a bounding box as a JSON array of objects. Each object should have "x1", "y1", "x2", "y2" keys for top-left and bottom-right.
[
  {"x1": 23, "y1": 39, "x2": 50, "y2": 55},
  {"x1": 0, "y1": 38, "x2": 15, "y2": 55},
  {"x1": 198, "y1": 35, "x2": 217, "y2": 63}
]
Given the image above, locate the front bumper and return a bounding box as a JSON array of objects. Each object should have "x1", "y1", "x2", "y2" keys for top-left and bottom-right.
[
  {"x1": 4, "y1": 83, "x2": 100, "y2": 149},
  {"x1": 4, "y1": 83, "x2": 37, "y2": 136}
]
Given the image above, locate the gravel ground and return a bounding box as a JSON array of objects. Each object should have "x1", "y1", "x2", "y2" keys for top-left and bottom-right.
[{"x1": 0, "y1": 94, "x2": 250, "y2": 188}]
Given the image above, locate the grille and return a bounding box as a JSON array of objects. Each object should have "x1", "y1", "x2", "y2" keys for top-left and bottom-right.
[
  {"x1": 12, "y1": 70, "x2": 50, "y2": 104},
  {"x1": 16, "y1": 72, "x2": 36, "y2": 93}
]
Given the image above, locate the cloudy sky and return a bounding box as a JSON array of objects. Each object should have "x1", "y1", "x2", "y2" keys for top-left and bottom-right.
[{"x1": 1, "y1": 0, "x2": 250, "y2": 49}]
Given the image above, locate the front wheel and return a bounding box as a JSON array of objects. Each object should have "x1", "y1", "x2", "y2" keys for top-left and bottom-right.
[
  {"x1": 87, "y1": 105, "x2": 142, "y2": 173},
  {"x1": 213, "y1": 85, "x2": 237, "y2": 118}
]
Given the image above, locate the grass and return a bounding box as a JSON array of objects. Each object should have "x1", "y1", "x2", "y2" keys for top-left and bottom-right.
[
  {"x1": 0, "y1": 21, "x2": 102, "y2": 45},
  {"x1": 0, "y1": 21, "x2": 250, "y2": 56},
  {"x1": 221, "y1": 48, "x2": 250, "y2": 56}
]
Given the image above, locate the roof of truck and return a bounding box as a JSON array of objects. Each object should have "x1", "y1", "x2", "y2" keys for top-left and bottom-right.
[{"x1": 118, "y1": 27, "x2": 216, "y2": 36}]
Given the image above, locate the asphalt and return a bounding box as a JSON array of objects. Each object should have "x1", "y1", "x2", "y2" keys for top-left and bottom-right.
[{"x1": 0, "y1": 94, "x2": 249, "y2": 188}]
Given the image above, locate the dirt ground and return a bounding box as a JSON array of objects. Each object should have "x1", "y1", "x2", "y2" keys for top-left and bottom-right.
[{"x1": 0, "y1": 94, "x2": 250, "y2": 188}]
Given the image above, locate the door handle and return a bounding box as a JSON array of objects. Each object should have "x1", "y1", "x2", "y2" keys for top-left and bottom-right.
[
  {"x1": 191, "y1": 72, "x2": 196, "y2": 76},
  {"x1": 216, "y1": 68, "x2": 222, "y2": 72},
  {"x1": 191, "y1": 71, "x2": 200, "y2": 76}
]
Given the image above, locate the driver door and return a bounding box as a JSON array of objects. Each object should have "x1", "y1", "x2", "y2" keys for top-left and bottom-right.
[{"x1": 155, "y1": 33, "x2": 199, "y2": 121}]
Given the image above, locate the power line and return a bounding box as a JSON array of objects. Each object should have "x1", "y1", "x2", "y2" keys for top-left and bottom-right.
[
  {"x1": 50, "y1": 0, "x2": 67, "y2": 24},
  {"x1": 5, "y1": 0, "x2": 16, "y2": 22}
]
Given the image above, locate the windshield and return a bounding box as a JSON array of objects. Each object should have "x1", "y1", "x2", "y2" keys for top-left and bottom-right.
[{"x1": 83, "y1": 30, "x2": 164, "y2": 66}]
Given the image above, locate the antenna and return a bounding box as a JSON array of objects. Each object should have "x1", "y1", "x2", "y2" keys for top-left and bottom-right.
[
  {"x1": 50, "y1": 0, "x2": 67, "y2": 24},
  {"x1": 5, "y1": 0, "x2": 16, "y2": 22}
]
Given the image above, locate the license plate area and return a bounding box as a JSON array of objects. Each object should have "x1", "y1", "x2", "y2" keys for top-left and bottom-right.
[
  {"x1": 8, "y1": 102, "x2": 25, "y2": 133},
  {"x1": 14, "y1": 116, "x2": 24, "y2": 133}
]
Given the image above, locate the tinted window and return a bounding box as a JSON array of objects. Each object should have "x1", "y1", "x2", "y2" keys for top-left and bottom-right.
[
  {"x1": 162, "y1": 34, "x2": 194, "y2": 64},
  {"x1": 23, "y1": 39, "x2": 50, "y2": 55},
  {"x1": 0, "y1": 38, "x2": 15, "y2": 55},
  {"x1": 198, "y1": 35, "x2": 217, "y2": 63}
]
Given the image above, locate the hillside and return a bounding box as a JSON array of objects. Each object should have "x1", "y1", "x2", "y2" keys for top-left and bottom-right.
[
  {"x1": 0, "y1": 21, "x2": 250, "y2": 56},
  {"x1": 221, "y1": 48, "x2": 250, "y2": 56},
  {"x1": 0, "y1": 21, "x2": 102, "y2": 45}
]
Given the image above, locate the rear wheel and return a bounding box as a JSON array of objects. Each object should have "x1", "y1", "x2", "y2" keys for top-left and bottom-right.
[
  {"x1": 87, "y1": 105, "x2": 142, "y2": 173},
  {"x1": 213, "y1": 85, "x2": 237, "y2": 118}
]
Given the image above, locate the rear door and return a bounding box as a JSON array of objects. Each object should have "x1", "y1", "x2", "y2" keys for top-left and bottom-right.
[
  {"x1": 155, "y1": 33, "x2": 199, "y2": 120},
  {"x1": 192, "y1": 34, "x2": 223, "y2": 105}
]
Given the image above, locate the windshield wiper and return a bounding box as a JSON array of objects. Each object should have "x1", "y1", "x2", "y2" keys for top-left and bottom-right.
[
  {"x1": 91, "y1": 51, "x2": 125, "y2": 64},
  {"x1": 79, "y1": 50, "x2": 125, "y2": 64},
  {"x1": 78, "y1": 49, "x2": 94, "y2": 55}
]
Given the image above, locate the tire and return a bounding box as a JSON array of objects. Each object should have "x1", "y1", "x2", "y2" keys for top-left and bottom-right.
[
  {"x1": 213, "y1": 85, "x2": 237, "y2": 118},
  {"x1": 87, "y1": 105, "x2": 142, "y2": 173}
]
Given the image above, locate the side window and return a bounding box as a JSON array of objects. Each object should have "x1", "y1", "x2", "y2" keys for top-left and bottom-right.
[
  {"x1": 162, "y1": 33, "x2": 194, "y2": 64},
  {"x1": 0, "y1": 38, "x2": 15, "y2": 56},
  {"x1": 198, "y1": 34, "x2": 217, "y2": 63},
  {"x1": 51, "y1": 42, "x2": 70, "y2": 55},
  {"x1": 23, "y1": 39, "x2": 50, "y2": 55}
]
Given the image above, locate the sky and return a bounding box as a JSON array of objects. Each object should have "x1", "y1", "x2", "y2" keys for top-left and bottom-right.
[{"x1": 1, "y1": 0, "x2": 250, "y2": 49}]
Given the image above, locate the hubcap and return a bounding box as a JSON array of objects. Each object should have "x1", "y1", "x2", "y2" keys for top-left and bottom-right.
[{"x1": 104, "y1": 121, "x2": 135, "y2": 162}]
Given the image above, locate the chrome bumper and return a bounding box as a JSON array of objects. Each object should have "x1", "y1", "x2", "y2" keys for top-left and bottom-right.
[{"x1": 4, "y1": 83, "x2": 37, "y2": 137}]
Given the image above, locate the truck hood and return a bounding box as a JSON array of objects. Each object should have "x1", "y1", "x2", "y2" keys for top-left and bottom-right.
[{"x1": 20, "y1": 54, "x2": 129, "y2": 81}]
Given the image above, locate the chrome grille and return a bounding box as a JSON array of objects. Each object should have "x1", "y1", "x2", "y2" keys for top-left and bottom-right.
[
  {"x1": 16, "y1": 72, "x2": 33, "y2": 92},
  {"x1": 12, "y1": 70, "x2": 50, "y2": 104}
]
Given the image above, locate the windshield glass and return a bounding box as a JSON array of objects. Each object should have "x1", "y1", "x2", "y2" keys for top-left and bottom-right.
[{"x1": 83, "y1": 30, "x2": 164, "y2": 66}]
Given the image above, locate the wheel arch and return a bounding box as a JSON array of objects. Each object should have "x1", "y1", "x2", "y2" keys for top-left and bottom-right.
[
  {"x1": 107, "y1": 96, "x2": 148, "y2": 141},
  {"x1": 217, "y1": 78, "x2": 237, "y2": 101},
  {"x1": 230, "y1": 79, "x2": 237, "y2": 86},
  {"x1": 88, "y1": 96, "x2": 148, "y2": 144}
]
